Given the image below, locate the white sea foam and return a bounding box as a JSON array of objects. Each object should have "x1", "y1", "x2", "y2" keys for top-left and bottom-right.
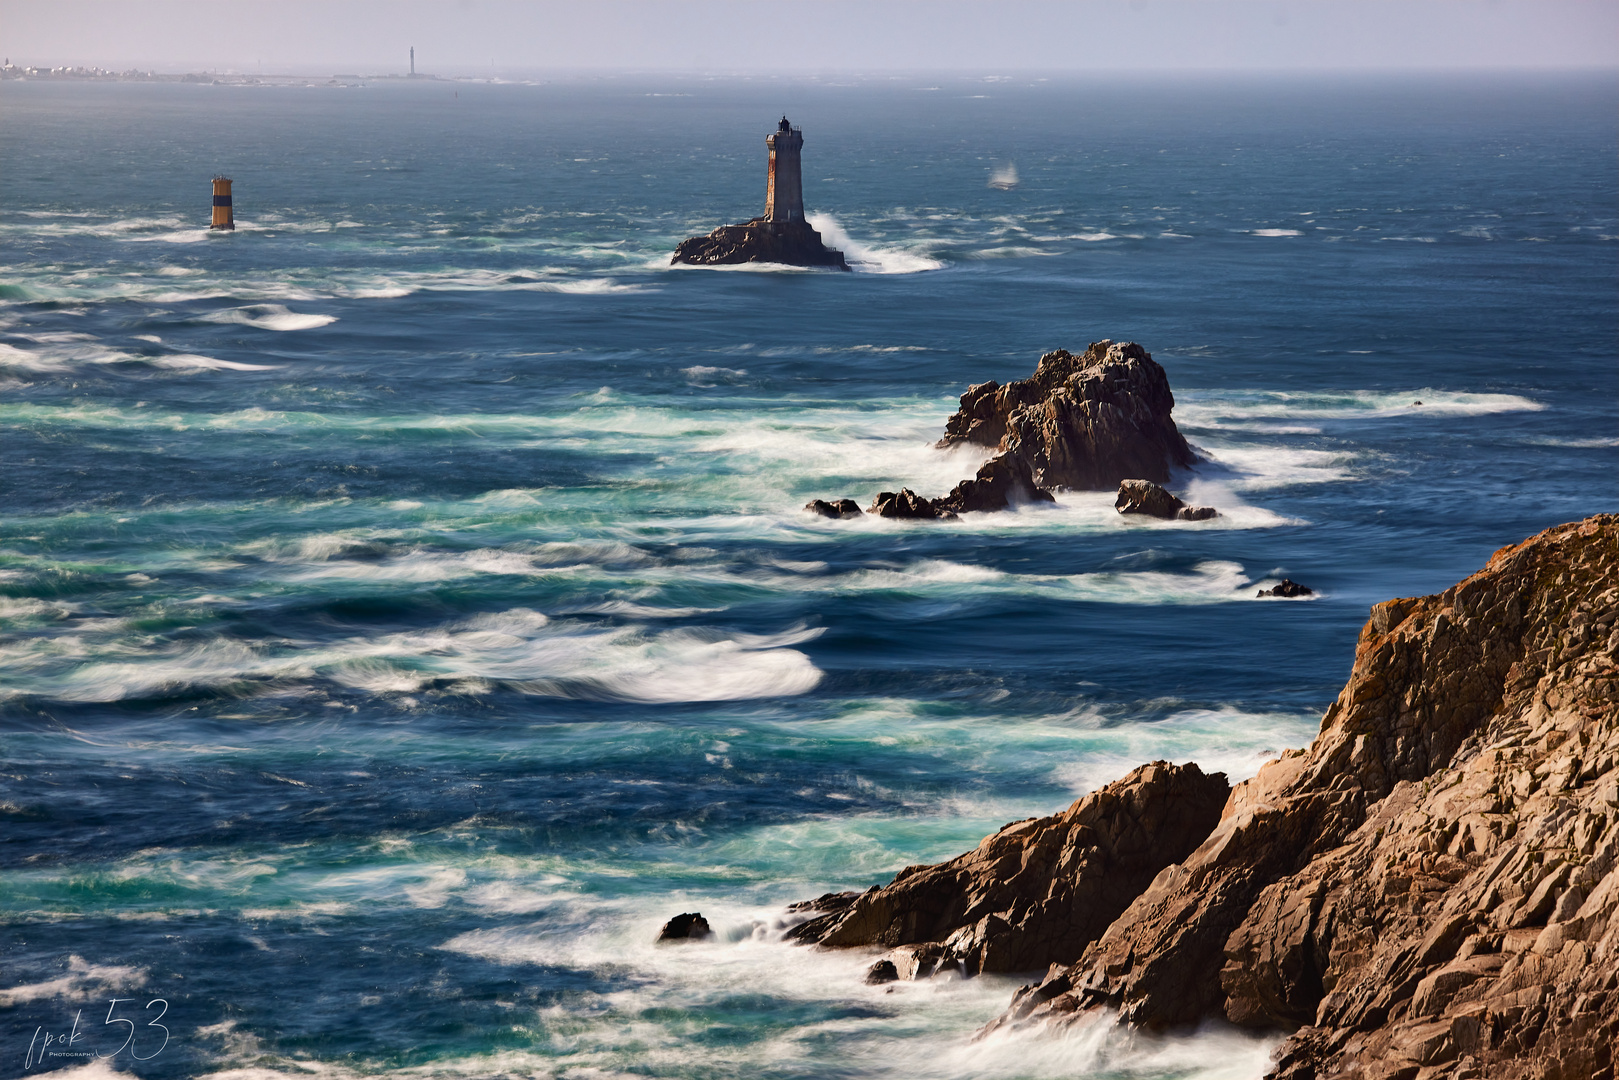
[
  {"x1": 145, "y1": 353, "x2": 278, "y2": 371},
  {"x1": 0, "y1": 955, "x2": 148, "y2": 1006},
  {"x1": 807, "y1": 213, "x2": 946, "y2": 274},
  {"x1": 1251, "y1": 228, "x2": 1303, "y2": 237},
  {"x1": 680, "y1": 364, "x2": 749, "y2": 385},
  {"x1": 0, "y1": 339, "x2": 275, "y2": 373},
  {"x1": 1175, "y1": 387, "x2": 1543, "y2": 426},
  {"x1": 11, "y1": 609, "x2": 825, "y2": 704},
  {"x1": 198, "y1": 304, "x2": 338, "y2": 331}
]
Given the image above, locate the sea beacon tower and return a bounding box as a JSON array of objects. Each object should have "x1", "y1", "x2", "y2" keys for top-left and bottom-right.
[
  {"x1": 210, "y1": 176, "x2": 234, "y2": 231},
  {"x1": 765, "y1": 117, "x2": 805, "y2": 223}
]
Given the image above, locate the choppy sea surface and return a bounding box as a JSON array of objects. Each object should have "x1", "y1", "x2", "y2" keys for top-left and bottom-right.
[{"x1": 1, "y1": 72, "x2": 1615, "y2": 1079}]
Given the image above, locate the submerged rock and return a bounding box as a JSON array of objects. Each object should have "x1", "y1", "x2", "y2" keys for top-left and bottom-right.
[
  {"x1": 1256, "y1": 578, "x2": 1313, "y2": 598},
  {"x1": 673, "y1": 217, "x2": 848, "y2": 270},
  {"x1": 806, "y1": 498, "x2": 863, "y2": 519},
  {"x1": 1114, "y1": 478, "x2": 1217, "y2": 522},
  {"x1": 981, "y1": 514, "x2": 1619, "y2": 1080},
  {"x1": 939, "y1": 341, "x2": 1197, "y2": 490},
  {"x1": 655, "y1": 912, "x2": 715, "y2": 943}
]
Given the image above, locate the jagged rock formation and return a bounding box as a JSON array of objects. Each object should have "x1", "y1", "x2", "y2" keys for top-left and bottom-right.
[
  {"x1": 809, "y1": 340, "x2": 1199, "y2": 521},
  {"x1": 938, "y1": 341, "x2": 1196, "y2": 490},
  {"x1": 983, "y1": 515, "x2": 1619, "y2": 1080},
  {"x1": 672, "y1": 217, "x2": 849, "y2": 269},
  {"x1": 785, "y1": 761, "x2": 1228, "y2": 976},
  {"x1": 1115, "y1": 478, "x2": 1218, "y2": 521}
]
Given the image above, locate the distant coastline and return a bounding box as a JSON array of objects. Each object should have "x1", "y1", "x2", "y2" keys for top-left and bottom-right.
[{"x1": 0, "y1": 63, "x2": 449, "y2": 85}]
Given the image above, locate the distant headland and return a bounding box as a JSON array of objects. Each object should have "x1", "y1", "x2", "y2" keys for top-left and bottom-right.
[{"x1": 672, "y1": 117, "x2": 849, "y2": 271}]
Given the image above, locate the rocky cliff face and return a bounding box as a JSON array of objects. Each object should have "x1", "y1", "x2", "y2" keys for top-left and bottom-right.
[
  {"x1": 672, "y1": 217, "x2": 848, "y2": 270},
  {"x1": 787, "y1": 761, "x2": 1229, "y2": 975},
  {"x1": 788, "y1": 515, "x2": 1618, "y2": 1080},
  {"x1": 1000, "y1": 515, "x2": 1619, "y2": 1079},
  {"x1": 938, "y1": 341, "x2": 1196, "y2": 490}
]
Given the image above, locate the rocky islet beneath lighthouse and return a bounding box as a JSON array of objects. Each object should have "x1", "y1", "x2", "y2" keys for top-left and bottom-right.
[{"x1": 672, "y1": 117, "x2": 849, "y2": 270}]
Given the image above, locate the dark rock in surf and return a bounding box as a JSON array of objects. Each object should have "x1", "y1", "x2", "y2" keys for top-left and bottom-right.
[
  {"x1": 934, "y1": 453, "x2": 1056, "y2": 515},
  {"x1": 863, "y1": 959, "x2": 900, "y2": 985},
  {"x1": 868, "y1": 489, "x2": 953, "y2": 520},
  {"x1": 1257, "y1": 579, "x2": 1313, "y2": 598},
  {"x1": 806, "y1": 498, "x2": 864, "y2": 519},
  {"x1": 674, "y1": 217, "x2": 849, "y2": 270},
  {"x1": 656, "y1": 912, "x2": 715, "y2": 943},
  {"x1": 1114, "y1": 479, "x2": 1218, "y2": 522},
  {"x1": 939, "y1": 341, "x2": 1196, "y2": 490}
]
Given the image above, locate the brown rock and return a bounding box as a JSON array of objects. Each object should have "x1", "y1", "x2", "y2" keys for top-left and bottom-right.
[
  {"x1": 786, "y1": 761, "x2": 1229, "y2": 977},
  {"x1": 1114, "y1": 478, "x2": 1217, "y2": 521},
  {"x1": 938, "y1": 341, "x2": 1197, "y2": 490},
  {"x1": 982, "y1": 514, "x2": 1619, "y2": 1080},
  {"x1": 934, "y1": 453, "x2": 1056, "y2": 514}
]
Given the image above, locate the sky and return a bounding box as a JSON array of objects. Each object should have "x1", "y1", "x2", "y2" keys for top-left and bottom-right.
[{"x1": 1, "y1": 0, "x2": 1616, "y2": 75}]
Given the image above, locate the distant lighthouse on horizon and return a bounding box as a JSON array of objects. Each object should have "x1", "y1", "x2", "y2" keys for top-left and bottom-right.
[{"x1": 410, "y1": 47, "x2": 415, "y2": 76}]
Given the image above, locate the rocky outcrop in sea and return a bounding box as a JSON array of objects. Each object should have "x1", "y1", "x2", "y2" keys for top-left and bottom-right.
[
  {"x1": 789, "y1": 515, "x2": 1619, "y2": 1079},
  {"x1": 806, "y1": 340, "x2": 1203, "y2": 520},
  {"x1": 938, "y1": 340, "x2": 1197, "y2": 490},
  {"x1": 672, "y1": 217, "x2": 849, "y2": 270}
]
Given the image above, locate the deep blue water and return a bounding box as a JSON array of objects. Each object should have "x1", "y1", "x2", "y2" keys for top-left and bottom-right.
[{"x1": 1, "y1": 72, "x2": 1615, "y2": 1079}]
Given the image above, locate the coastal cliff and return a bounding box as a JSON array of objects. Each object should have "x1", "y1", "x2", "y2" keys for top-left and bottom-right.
[{"x1": 792, "y1": 515, "x2": 1619, "y2": 1079}]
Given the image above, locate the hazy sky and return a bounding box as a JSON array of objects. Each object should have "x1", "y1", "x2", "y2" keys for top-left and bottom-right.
[{"x1": 2, "y1": 0, "x2": 1616, "y2": 75}]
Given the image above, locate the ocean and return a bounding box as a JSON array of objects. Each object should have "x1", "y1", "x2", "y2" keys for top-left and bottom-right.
[{"x1": 1, "y1": 71, "x2": 1615, "y2": 1079}]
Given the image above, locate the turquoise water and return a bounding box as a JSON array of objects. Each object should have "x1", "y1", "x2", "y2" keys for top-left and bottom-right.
[{"x1": 1, "y1": 73, "x2": 1615, "y2": 1078}]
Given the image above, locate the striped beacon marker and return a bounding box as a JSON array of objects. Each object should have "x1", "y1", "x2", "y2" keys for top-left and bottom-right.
[{"x1": 210, "y1": 175, "x2": 234, "y2": 231}]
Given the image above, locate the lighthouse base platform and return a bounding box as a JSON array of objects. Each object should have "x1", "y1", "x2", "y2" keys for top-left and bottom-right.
[{"x1": 672, "y1": 217, "x2": 849, "y2": 270}]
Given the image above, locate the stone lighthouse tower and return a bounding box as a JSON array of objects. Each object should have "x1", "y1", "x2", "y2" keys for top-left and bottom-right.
[
  {"x1": 671, "y1": 115, "x2": 846, "y2": 268},
  {"x1": 765, "y1": 117, "x2": 805, "y2": 223}
]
